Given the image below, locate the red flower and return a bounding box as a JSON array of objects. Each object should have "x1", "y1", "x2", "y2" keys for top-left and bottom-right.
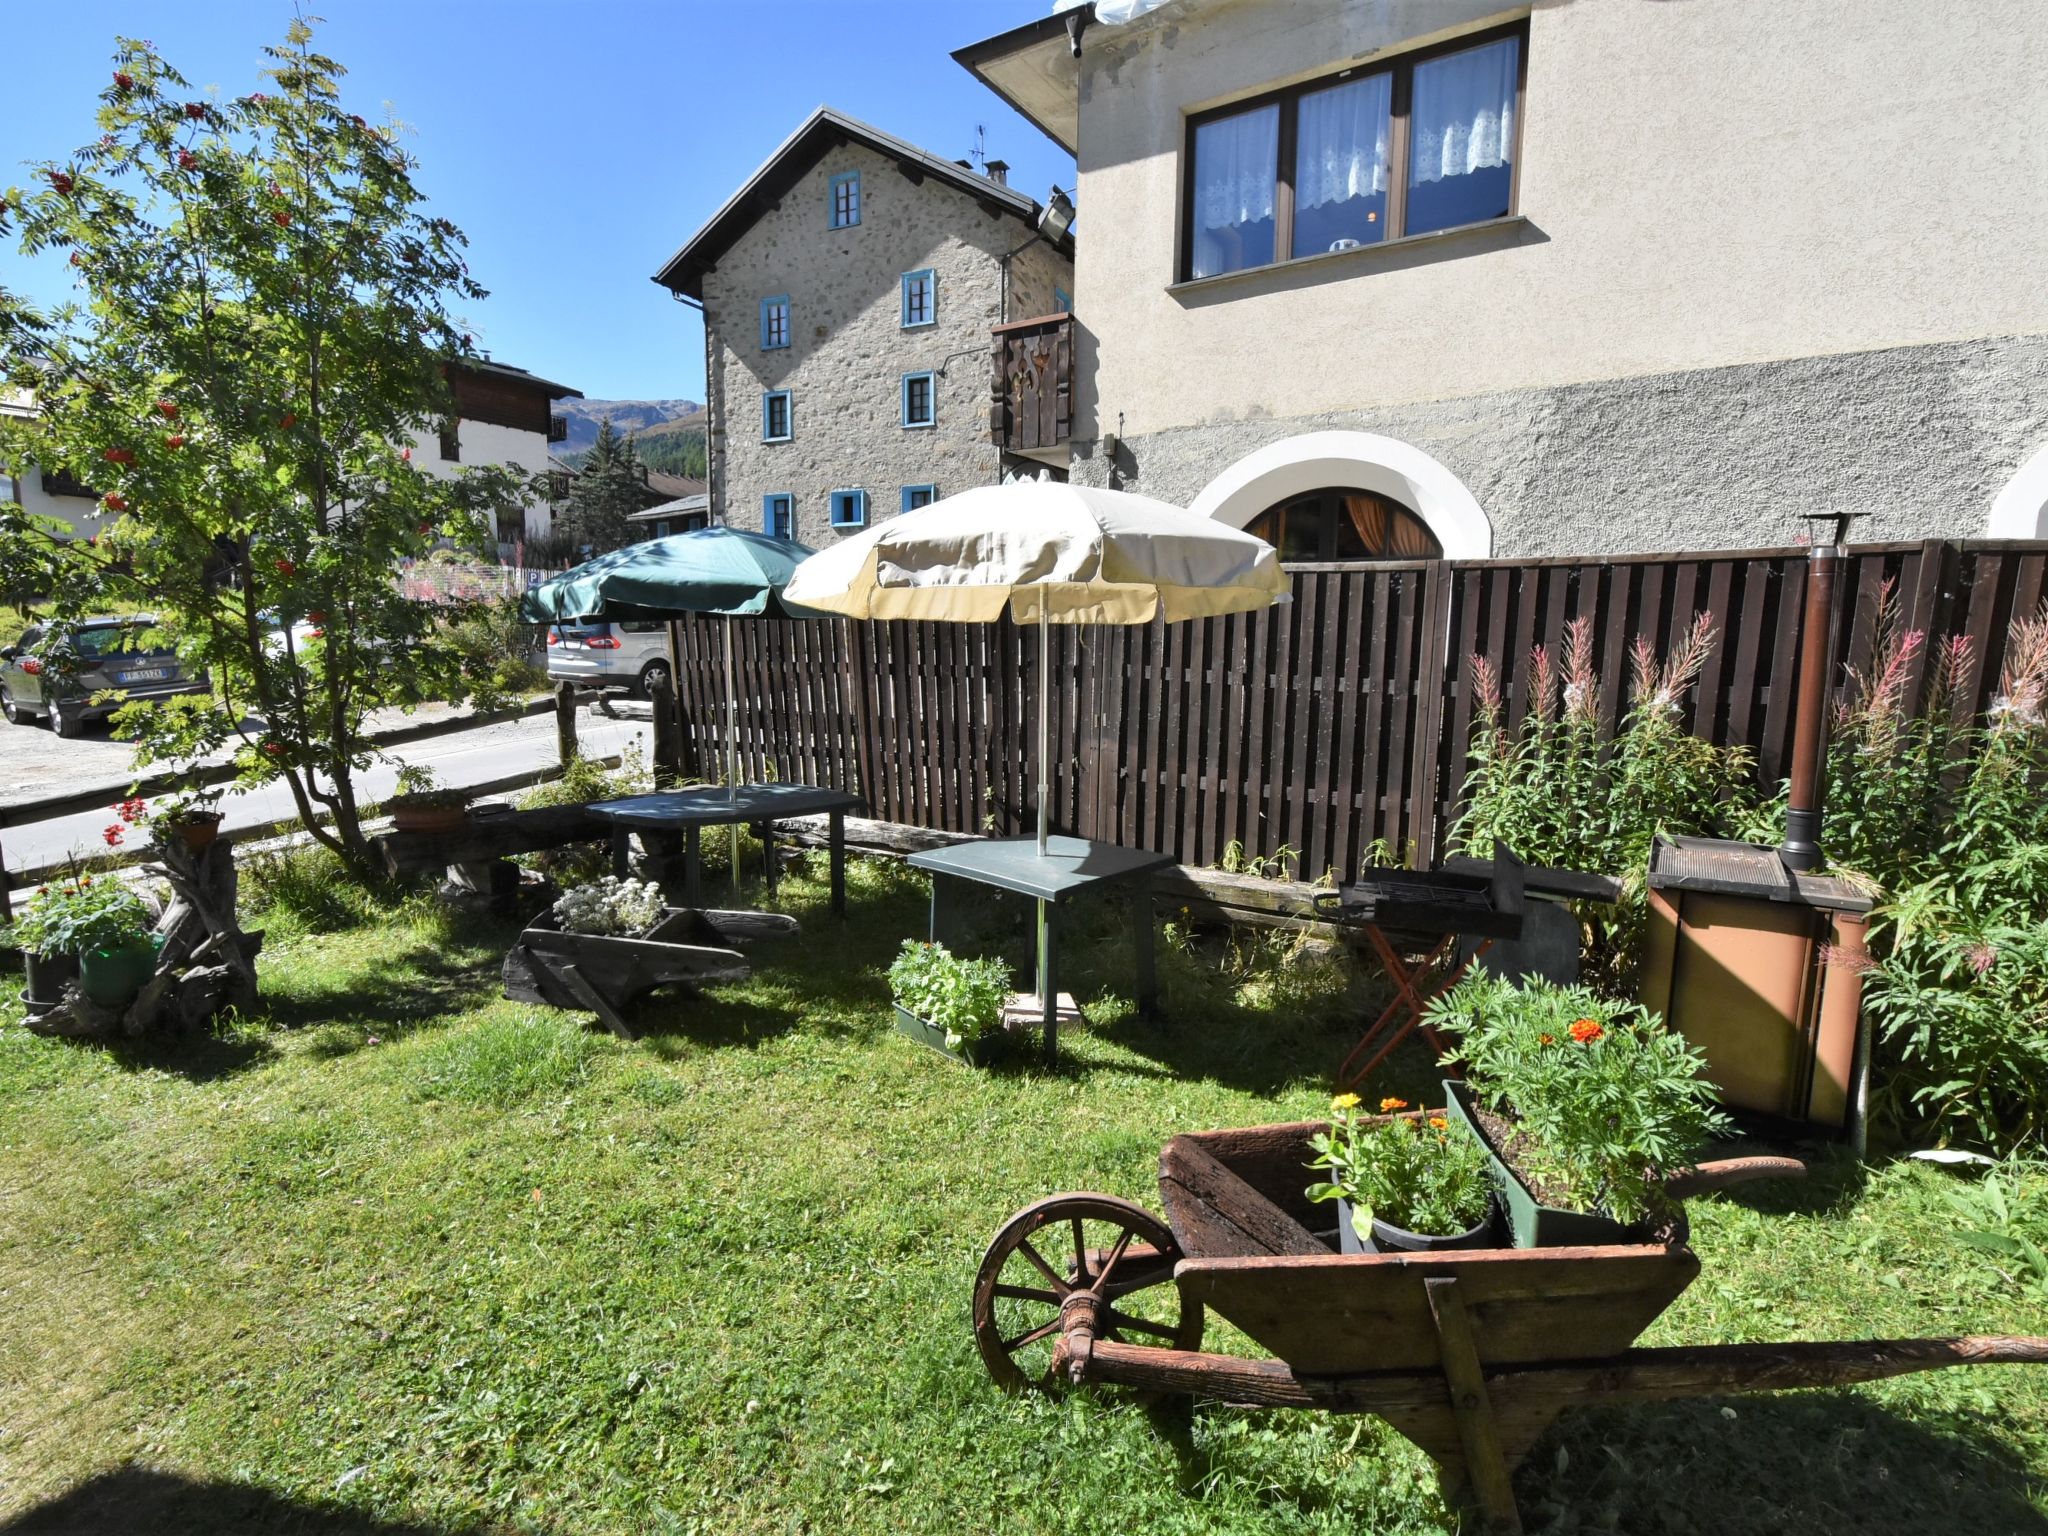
[
  {"x1": 113, "y1": 72, "x2": 135, "y2": 92},
  {"x1": 102, "y1": 825, "x2": 125, "y2": 847},
  {"x1": 103, "y1": 447, "x2": 134, "y2": 465},
  {"x1": 48, "y1": 170, "x2": 74, "y2": 194},
  {"x1": 249, "y1": 92, "x2": 268, "y2": 103},
  {"x1": 279, "y1": 412, "x2": 297, "y2": 429},
  {"x1": 274, "y1": 558, "x2": 296, "y2": 576},
  {"x1": 156, "y1": 399, "x2": 178, "y2": 418},
  {"x1": 416, "y1": 521, "x2": 431, "y2": 534},
  {"x1": 177, "y1": 149, "x2": 197, "y2": 171},
  {"x1": 272, "y1": 210, "x2": 290, "y2": 228},
  {"x1": 164, "y1": 434, "x2": 185, "y2": 449},
  {"x1": 400, "y1": 448, "x2": 411, "y2": 462},
  {"x1": 103, "y1": 492, "x2": 128, "y2": 512},
  {"x1": 184, "y1": 102, "x2": 207, "y2": 119},
  {"x1": 1569, "y1": 1018, "x2": 1604, "y2": 1044}
]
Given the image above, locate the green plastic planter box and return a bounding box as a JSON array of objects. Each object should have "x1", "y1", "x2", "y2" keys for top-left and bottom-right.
[
  {"x1": 892, "y1": 1004, "x2": 1005, "y2": 1068},
  {"x1": 1441, "y1": 1078, "x2": 1638, "y2": 1250}
]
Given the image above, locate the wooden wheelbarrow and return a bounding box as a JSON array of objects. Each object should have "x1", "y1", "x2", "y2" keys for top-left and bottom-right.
[
  {"x1": 502, "y1": 905, "x2": 797, "y2": 1038},
  {"x1": 971, "y1": 1118, "x2": 2048, "y2": 1534}
]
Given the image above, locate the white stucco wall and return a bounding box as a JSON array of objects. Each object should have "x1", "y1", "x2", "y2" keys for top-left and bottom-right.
[
  {"x1": 410, "y1": 418, "x2": 555, "y2": 540},
  {"x1": 1070, "y1": 0, "x2": 2048, "y2": 442},
  {"x1": 8, "y1": 465, "x2": 109, "y2": 542}
]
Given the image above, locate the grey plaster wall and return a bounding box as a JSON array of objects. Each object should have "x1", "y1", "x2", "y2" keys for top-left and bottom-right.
[
  {"x1": 1074, "y1": 334, "x2": 2048, "y2": 556},
  {"x1": 702, "y1": 143, "x2": 1072, "y2": 545}
]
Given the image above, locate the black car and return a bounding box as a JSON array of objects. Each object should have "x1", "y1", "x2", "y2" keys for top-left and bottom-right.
[{"x1": 0, "y1": 615, "x2": 209, "y2": 737}]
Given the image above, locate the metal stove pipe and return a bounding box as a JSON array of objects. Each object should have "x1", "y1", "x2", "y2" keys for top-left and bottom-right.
[{"x1": 1781, "y1": 534, "x2": 1840, "y2": 872}]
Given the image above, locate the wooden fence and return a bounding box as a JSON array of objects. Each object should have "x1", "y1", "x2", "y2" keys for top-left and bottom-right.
[{"x1": 664, "y1": 539, "x2": 2048, "y2": 880}]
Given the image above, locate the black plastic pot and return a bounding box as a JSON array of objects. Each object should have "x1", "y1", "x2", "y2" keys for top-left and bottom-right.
[
  {"x1": 1336, "y1": 1193, "x2": 1501, "y2": 1255},
  {"x1": 21, "y1": 950, "x2": 79, "y2": 1016}
]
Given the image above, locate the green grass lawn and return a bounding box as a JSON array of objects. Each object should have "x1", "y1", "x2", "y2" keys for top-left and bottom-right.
[{"x1": 2, "y1": 854, "x2": 2046, "y2": 1534}]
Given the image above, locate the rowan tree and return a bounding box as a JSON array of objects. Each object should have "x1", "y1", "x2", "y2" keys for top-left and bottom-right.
[{"x1": 0, "y1": 23, "x2": 526, "y2": 879}]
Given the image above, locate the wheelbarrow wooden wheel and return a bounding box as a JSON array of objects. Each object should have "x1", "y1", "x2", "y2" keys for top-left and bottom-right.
[{"x1": 973, "y1": 1193, "x2": 1202, "y2": 1391}]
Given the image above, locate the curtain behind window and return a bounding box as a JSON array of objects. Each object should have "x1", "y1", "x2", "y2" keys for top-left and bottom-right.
[
  {"x1": 1191, "y1": 103, "x2": 1279, "y2": 278},
  {"x1": 1294, "y1": 74, "x2": 1391, "y2": 257},
  {"x1": 1410, "y1": 36, "x2": 1518, "y2": 186}
]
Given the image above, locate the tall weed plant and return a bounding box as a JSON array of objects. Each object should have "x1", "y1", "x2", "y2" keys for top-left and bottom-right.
[
  {"x1": 1836, "y1": 594, "x2": 2048, "y2": 1151},
  {"x1": 1449, "y1": 613, "x2": 1755, "y2": 985}
]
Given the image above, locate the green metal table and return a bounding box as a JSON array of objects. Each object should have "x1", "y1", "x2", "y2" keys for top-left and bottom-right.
[
  {"x1": 585, "y1": 784, "x2": 862, "y2": 916},
  {"x1": 906, "y1": 835, "x2": 1173, "y2": 1064}
]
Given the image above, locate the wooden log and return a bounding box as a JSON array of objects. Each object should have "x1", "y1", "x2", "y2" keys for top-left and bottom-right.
[
  {"x1": 1426, "y1": 1277, "x2": 1522, "y2": 1534},
  {"x1": 556, "y1": 681, "x2": 579, "y2": 763},
  {"x1": 376, "y1": 803, "x2": 610, "y2": 876}
]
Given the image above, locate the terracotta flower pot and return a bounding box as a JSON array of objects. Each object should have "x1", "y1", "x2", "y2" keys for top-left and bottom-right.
[
  {"x1": 176, "y1": 815, "x2": 222, "y2": 852},
  {"x1": 392, "y1": 803, "x2": 469, "y2": 835}
]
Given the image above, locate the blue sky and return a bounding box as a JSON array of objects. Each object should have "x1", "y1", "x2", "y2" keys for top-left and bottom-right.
[{"x1": 1, "y1": 0, "x2": 1072, "y2": 403}]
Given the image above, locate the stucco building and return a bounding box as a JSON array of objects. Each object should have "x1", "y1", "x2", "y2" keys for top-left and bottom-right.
[
  {"x1": 958, "y1": 0, "x2": 2048, "y2": 557},
  {"x1": 410, "y1": 359, "x2": 582, "y2": 558},
  {"x1": 652, "y1": 108, "x2": 1076, "y2": 546}
]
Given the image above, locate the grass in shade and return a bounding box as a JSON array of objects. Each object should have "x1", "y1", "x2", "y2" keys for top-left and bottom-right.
[{"x1": 1, "y1": 849, "x2": 2045, "y2": 1534}]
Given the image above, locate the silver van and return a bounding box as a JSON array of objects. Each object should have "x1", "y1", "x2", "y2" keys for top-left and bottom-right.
[{"x1": 543, "y1": 617, "x2": 674, "y2": 696}]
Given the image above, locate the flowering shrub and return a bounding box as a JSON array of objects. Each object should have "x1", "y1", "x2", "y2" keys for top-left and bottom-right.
[
  {"x1": 551, "y1": 876, "x2": 665, "y2": 937},
  {"x1": 887, "y1": 940, "x2": 1011, "y2": 1050},
  {"x1": 1426, "y1": 971, "x2": 1728, "y2": 1226},
  {"x1": 1306, "y1": 1093, "x2": 1492, "y2": 1240},
  {"x1": 1448, "y1": 613, "x2": 1756, "y2": 986}
]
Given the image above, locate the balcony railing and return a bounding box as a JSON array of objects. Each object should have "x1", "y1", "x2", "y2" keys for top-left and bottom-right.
[
  {"x1": 988, "y1": 312, "x2": 1072, "y2": 455},
  {"x1": 547, "y1": 412, "x2": 569, "y2": 444}
]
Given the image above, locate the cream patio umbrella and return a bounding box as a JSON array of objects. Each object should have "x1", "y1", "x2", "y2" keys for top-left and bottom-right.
[{"x1": 783, "y1": 480, "x2": 1288, "y2": 858}]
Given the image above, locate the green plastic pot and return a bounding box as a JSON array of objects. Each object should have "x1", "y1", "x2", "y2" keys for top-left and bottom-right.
[
  {"x1": 892, "y1": 1004, "x2": 1005, "y2": 1067},
  {"x1": 77, "y1": 935, "x2": 159, "y2": 1010},
  {"x1": 1441, "y1": 1078, "x2": 1641, "y2": 1249}
]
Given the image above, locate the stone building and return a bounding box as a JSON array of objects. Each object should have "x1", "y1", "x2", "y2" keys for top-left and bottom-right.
[
  {"x1": 652, "y1": 108, "x2": 1076, "y2": 546},
  {"x1": 957, "y1": 0, "x2": 2048, "y2": 557}
]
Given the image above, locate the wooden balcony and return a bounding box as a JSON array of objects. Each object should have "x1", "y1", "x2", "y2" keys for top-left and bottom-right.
[
  {"x1": 548, "y1": 412, "x2": 570, "y2": 444},
  {"x1": 989, "y1": 312, "x2": 1072, "y2": 456}
]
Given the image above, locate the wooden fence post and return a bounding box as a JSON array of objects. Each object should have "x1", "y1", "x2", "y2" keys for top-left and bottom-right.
[
  {"x1": 0, "y1": 829, "x2": 12, "y2": 924},
  {"x1": 555, "y1": 681, "x2": 579, "y2": 765}
]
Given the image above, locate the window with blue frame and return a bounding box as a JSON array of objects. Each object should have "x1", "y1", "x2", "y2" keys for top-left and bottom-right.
[
  {"x1": 901, "y1": 268, "x2": 936, "y2": 328},
  {"x1": 829, "y1": 489, "x2": 867, "y2": 529},
  {"x1": 829, "y1": 170, "x2": 861, "y2": 228},
  {"x1": 901, "y1": 371, "x2": 936, "y2": 429},
  {"x1": 1055, "y1": 284, "x2": 1072, "y2": 313},
  {"x1": 763, "y1": 493, "x2": 793, "y2": 539},
  {"x1": 901, "y1": 485, "x2": 938, "y2": 512},
  {"x1": 760, "y1": 295, "x2": 790, "y2": 350},
  {"x1": 762, "y1": 390, "x2": 792, "y2": 442}
]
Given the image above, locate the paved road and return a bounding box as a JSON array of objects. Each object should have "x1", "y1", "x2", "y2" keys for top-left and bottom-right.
[{"x1": 2, "y1": 706, "x2": 651, "y2": 879}]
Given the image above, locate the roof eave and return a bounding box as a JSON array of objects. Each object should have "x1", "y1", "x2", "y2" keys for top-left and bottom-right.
[{"x1": 951, "y1": 7, "x2": 1089, "y2": 156}]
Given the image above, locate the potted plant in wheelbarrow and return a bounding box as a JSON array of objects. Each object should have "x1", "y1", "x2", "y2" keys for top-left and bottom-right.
[
  {"x1": 1426, "y1": 971, "x2": 1732, "y2": 1247},
  {"x1": 4, "y1": 873, "x2": 158, "y2": 1016},
  {"x1": 888, "y1": 940, "x2": 1015, "y2": 1066},
  {"x1": 1306, "y1": 1092, "x2": 1501, "y2": 1253}
]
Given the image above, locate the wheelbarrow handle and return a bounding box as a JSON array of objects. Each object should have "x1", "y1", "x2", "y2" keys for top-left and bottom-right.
[{"x1": 1663, "y1": 1156, "x2": 1809, "y2": 1198}]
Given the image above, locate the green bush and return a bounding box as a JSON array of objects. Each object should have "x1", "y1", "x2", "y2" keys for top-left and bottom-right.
[{"x1": 442, "y1": 594, "x2": 546, "y2": 701}]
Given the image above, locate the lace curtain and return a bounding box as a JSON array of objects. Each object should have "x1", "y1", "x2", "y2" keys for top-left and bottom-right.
[
  {"x1": 1410, "y1": 35, "x2": 1519, "y2": 186},
  {"x1": 1192, "y1": 102, "x2": 1278, "y2": 242},
  {"x1": 1296, "y1": 74, "x2": 1390, "y2": 210}
]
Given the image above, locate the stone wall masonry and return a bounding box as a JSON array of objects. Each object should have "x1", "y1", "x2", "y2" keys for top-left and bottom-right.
[
  {"x1": 1072, "y1": 333, "x2": 2048, "y2": 557},
  {"x1": 703, "y1": 142, "x2": 1071, "y2": 545}
]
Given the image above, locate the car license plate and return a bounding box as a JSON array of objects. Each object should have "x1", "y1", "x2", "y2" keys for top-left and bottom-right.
[{"x1": 119, "y1": 668, "x2": 170, "y2": 684}]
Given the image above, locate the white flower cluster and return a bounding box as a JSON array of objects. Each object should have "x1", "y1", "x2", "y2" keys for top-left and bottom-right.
[{"x1": 552, "y1": 876, "x2": 666, "y2": 936}]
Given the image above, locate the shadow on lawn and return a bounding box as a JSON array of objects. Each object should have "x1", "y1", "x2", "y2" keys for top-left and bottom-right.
[
  {"x1": 1517, "y1": 1391, "x2": 2048, "y2": 1535},
  {"x1": 0, "y1": 1465, "x2": 483, "y2": 1536}
]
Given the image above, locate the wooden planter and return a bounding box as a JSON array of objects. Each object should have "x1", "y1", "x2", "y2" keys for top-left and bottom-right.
[
  {"x1": 503, "y1": 905, "x2": 797, "y2": 1038},
  {"x1": 892, "y1": 1003, "x2": 1001, "y2": 1067},
  {"x1": 1441, "y1": 1078, "x2": 1650, "y2": 1250}
]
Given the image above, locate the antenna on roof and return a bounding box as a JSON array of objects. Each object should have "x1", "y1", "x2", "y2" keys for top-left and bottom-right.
[{"x1": 970, "y1": 124, "x2": 987, "y2": 174}]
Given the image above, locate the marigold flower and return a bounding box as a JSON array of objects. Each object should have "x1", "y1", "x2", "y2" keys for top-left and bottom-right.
[
  {"x1": 1329, "y1": 1093, "x2": 1361, "y2": 1112},
  {"x1": 1428, "y1": 1115, "x2": 1449, "y2": 1131},
  {"x1": 1379, "y1": 1097, "x2": 1408, "y2": 1113},
  {"x1": 1569, "y1": 1018, "x2": 1604, "y2": 1044},
  {"x1": 1539, "y1": 1033, "x2": 1556, "y2": 1046}
]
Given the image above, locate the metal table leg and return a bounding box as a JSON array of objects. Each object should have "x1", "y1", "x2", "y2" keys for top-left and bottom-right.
[
  {"x1": 829, "y1": 809, "x2": 847, "y2": 917},
  {"x1": 1040, "y1": 901, "x2": 1061, "y2": 1066},
  {"x1": 610, "y1": 827, "x2": 631, "y2": 880},
  {"x1": 684, "y1": 825, "x2": 703, "y2": 908},
  {"x1": 1134, "y1": 875, "x2": 1158, "y2": 1018},
  {"x1": 762, "y1": 821, "x2": 778, "y2": 898}
]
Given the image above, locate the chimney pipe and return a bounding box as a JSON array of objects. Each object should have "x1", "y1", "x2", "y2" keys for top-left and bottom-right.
[
  {"x1": 1781, "y1": 512, "x2": 1864, "y2": 872},
  {"x1": 984, "y1": 159, "x2": 1009, "y2": 186}
]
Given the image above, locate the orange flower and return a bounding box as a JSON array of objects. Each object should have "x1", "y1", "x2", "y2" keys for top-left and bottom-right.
[
  {"x1": 1428, "y1": 1115, "x2": 1448, "y2": 1131},
  {"x1": 1569, "y1": 1018, "x2": 1604, "y2": 1044},
  {"x1": 1379, "y1": 1097, "x2": 1408, "y2": 1113},
  {"x1": 1539, "y1": 1033, "x2": 1555, "y2": 1046}
]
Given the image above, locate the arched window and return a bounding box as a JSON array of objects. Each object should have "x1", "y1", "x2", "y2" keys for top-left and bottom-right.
[{"x1": 1244, "y1": 487, "x2": 1443, "y2": 562}]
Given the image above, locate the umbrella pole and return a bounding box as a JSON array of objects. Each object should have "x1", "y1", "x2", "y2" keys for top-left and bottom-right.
[
  {"x1": 726, "y1": 613, "x2": 740, "y2": 889},
  {"x1": 1036, "y1": 607, "x2": 1050, "y2": 1021}
]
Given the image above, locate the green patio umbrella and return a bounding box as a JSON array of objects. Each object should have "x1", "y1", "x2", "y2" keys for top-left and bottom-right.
[{"x1": 522, "y1": 528, "x2": 819, "y2": 809}]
